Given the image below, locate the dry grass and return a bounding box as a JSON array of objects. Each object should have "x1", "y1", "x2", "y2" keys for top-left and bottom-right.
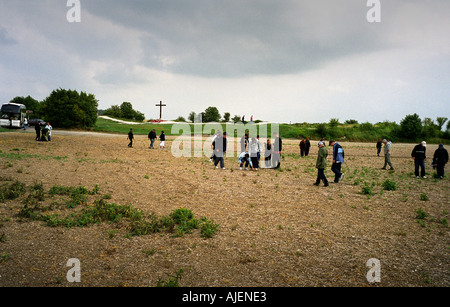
[{"x1": 0, "y1": 131, "x2": 448, "y2": 287}]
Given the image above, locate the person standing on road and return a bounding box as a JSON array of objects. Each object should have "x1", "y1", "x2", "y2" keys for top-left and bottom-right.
[
  {"x1": 412, "y1": 141, "x2": 427, "y2": 178},
  {"x1": 433, "y1": 144, "x2": 449, "y2": 179},
  {"x1": 314, "y1": 141, "x2": 329, "y2": 187},
  {"x1": 381, "y1": 139, "x2": 394, "y2": 170}
]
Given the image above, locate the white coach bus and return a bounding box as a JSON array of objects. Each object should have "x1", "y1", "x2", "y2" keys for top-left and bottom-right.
[{"x1": 0, "y1": 103, "x2": 27, "y2": 128}]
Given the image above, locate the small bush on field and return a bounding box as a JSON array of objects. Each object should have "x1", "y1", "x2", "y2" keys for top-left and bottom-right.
[
  {"x1": 361, "y1": 184, "x2": 374, "y2": 196},
  {"x1": 420, "y1": 193, "x2": 429, "y2": 201},
  {"x1": 382, "y1": 179, "x2": 397, "y2": 191},
  {"x1": 416, "y1": 207, "x2": 429, "y2": 220},
  {"x1": 17, "y1": 184, "x2": 219, "y2": 239},
  {"x1": 157, "y1": 269, "x2": 184, "y2": 287},
  {"x1": 0, "y1": 180, "x2": 26, "y2": 202}
]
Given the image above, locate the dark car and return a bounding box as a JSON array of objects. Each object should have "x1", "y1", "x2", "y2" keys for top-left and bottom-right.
[{"x1": 28, "y1": 119, "x2": 46, "y2": 126}]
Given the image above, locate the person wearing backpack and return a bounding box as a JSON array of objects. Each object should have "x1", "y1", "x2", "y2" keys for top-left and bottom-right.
[{"x1": 329, "y1": 140, "x2": 345, "y2": 183}]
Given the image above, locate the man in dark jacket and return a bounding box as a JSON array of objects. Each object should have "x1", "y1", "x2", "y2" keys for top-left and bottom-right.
[
  {"x1": 213, "y1": 132, "x2": 227, "y2": 170},
  {"x1": 127, "y1": 129, "x2": 134, "y2": 148},
  {"x1": 305, "y1": 138, "x2": 311, "y2": 156},
  {"x1": 35, "y1": 122, "x2": 41, "y2": 141},
  {"x1": 433, "y1": 144, "x2": 449, "y2": 179},
  {"x1": 412, "y1": 141, "x2": 427, "y2": 178},
  {"x1": 148, "y1": 129, "x2": 157, "y2": 149},
  {"x1": 376, "y1": 139, "x2": 382, "y2": 156},
  {"x1": 272, "y1": 132, "x2": 282, "y2": 169}
]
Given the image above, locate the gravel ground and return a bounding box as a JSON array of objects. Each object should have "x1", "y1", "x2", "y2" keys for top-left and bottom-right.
[{"x1": 0, "y1": 131, "x2": 448, "y2": 287}]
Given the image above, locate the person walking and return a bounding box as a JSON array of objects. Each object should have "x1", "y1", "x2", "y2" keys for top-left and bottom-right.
[
  {"x1": 376, "y1": 139, "x2": 383, "y2": 156},
  {"x1": 127, "y1": 129, "x2": 134, "y2": 148},
  {"x1": 213, "y1": 132, "x2": 227, "y2": 170},
  {"x1": 305, "y1": 138, "x2": 311, "y2": 156},
  {"x1": 432, "y1": 144, "x2": 449, "y2": 179},
  {"x1": 209, "y1": 130, "x2": 221, "y2": 162},
  {"x1": 329, "y1": 140, "x2": 345, "y2": 183},
  {"x1": 264, "y1": 139, "x2": 272, "y2": 168},
  {"x1": 381, "y1": 139, "x2": 394, "y2": 170},
  {"x1": 272, "y1": 132, "x2": 282, "y2": 169},
  {"x1": 159, "y1": 131, "x2": 166, "y2": 149},
  {"x1": 299, "y1": 139, "x2": 306, "y2": 157},
  {"x1": 314, "y1": 141, "x2": 329, "y2": 187},
  {"x1": 148, "y1": 129, "x2": 157, "y2": 149},
  {"x1": 412, "y1": 141, "x2": 427, "y2": 178},
  {"x1": 249, "y1": 137, "x2": 260, "y2": 170},
  {"x1": 35, "y1": 122, "x2": 41, "y2": 141},
  {"x1": 240, "y1": 132, "x2": 249, "y2": 153}
]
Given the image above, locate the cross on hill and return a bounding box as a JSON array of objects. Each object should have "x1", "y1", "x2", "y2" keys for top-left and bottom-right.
[{"x1": 156, "y1": 101, "x2": 166, "y2": 120}]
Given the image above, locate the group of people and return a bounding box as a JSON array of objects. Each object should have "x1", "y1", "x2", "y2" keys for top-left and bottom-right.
[
  {"x1": 377, "y1": 138, "x2": 448, "y2": 179},
  {"x1": 126, "y1": 127, "x2": 449, "y2": 180},
  {"x1": 410, "y1": 141, "x2": 448, "y2": 179},
  {"x1": 299, "y1": 138, "x2": 311, "y2": 157},
  {"x1": 313, "y1": 139, "x2": 345, "y2": 187},
  {"x1": 126, "y1": 128, "x2": 166, "y2": 149},
  {"x1": 208, "y1": 131, "x2": 282, "y2": 171},
  {"x1": 34, "y1": 122, "x2": 52, "y2": 142}
]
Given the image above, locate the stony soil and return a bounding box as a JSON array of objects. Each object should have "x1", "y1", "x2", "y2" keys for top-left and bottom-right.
[{"x1": 0, "y1": 131, "x2": 448, "y2": 287}]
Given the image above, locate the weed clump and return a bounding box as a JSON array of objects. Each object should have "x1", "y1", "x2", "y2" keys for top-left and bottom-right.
[{"x1": 382, "y1": 179, "x2": 397, "y2": 191}]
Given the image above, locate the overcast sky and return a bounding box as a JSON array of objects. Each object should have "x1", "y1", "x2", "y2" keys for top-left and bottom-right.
[{"x1": 0, "y1": 0, "x2": 449, "y2": 124}]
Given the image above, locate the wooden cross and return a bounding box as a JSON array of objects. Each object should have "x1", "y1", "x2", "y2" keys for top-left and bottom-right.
[{"x1": 155, "y1": 101, "x2": 166, "y2": 120}]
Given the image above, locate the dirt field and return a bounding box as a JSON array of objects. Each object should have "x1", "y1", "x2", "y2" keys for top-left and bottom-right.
[{"x1": 0, "y1": 131, "x2": 449, "y2": 287}]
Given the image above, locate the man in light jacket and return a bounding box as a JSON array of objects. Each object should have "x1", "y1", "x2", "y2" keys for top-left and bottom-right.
[{"x1": 382, "y1": 139, "x2": 394, "y2": 170}]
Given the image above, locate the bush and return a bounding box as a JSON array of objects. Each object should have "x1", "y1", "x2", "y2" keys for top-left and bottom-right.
[
  {"x1": 382, "y1": 179, "x2": 397, "y2": 191},
  {"x1": 40, "y1": 89, "x2": 98, "y2": 128}
]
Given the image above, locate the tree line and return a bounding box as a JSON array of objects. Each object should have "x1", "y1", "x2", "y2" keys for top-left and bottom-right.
[
  {"x1": 8, "y1": 89, "x2": 143, "y2": 129},
  {"x1": 6, "y1": 92, "x2": 449, "y2": 143}
]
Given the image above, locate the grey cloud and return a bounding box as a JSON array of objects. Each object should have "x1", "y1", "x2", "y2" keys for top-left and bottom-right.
[
  {"x1": 82, "y1": 0, "x2": 388, "y2": 77},
  {"x1": 0, "y1": 27, "x2": 17, "y2": 46}
]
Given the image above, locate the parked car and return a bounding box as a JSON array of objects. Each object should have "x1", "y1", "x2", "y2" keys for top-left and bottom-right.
[{"x1": 28, "y1": 119, "x2": 46, "y2": 126}]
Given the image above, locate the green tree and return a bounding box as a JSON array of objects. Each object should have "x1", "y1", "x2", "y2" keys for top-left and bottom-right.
[
  {"x1": 40, "y1": 89, "x2": 98, "y2": 128},
  {"x1": 103, "y1": 105, "x2": 122, "y2": 118},
  {"x1": 120, "y1": 102, "x2": 135, "y2": 119},
  {"x1": 399, "y1": 113, "x2": 423, "y2": 141},
  {"x1": 203, "y1": 107, "x2": 221, "y2": 123},
  {"x1": 232, "y1": 115, "x2": 241, "y2": 123},
  {"x1": 188, "y1": 112, "x2": 197, "y2": 123},
  {"x1": 103, "y1": 102, "x2": 145, "y2": 121},
  {"x1": 10, "y1": 96, "x2": 41, "y2": 117},
  {"x1": 223, "y1": 112, "x2": 231, "y2": 122}
]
